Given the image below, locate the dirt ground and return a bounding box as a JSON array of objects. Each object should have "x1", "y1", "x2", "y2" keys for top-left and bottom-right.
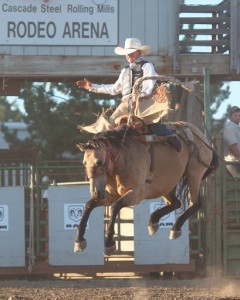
[{"x1": 0, "y1": 276, "x2": 240, "y2": 300}]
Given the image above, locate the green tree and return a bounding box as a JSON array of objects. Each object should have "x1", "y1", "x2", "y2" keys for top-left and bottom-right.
[
  {"x1": 2, "y1": 82, "x2": 118, "y2": 160},
  {"x1": 0, "y1": 96, "x2": 23, "y2": 122},
  {"x1": 210, "y1": 81, "x2": 230, "y2": 134}
]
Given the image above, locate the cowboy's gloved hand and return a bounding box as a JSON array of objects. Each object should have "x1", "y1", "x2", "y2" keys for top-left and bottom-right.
[{"x1": 76, "y1": 78, "x2": 92, "y2": 90}]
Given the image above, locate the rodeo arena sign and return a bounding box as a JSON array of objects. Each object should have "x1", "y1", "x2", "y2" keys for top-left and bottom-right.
[{"x1": 0, "y1": 0, "x2": 118, "y2": 46}]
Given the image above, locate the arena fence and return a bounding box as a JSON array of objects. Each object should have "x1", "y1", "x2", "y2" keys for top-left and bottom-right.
[{"x1": 1, "y1": 147, "x2": 239, "y2": 277}]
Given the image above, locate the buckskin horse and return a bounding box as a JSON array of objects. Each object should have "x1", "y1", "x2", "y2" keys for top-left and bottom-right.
[{"x1": 74, "y1": 121, "x2": 218, "y2": 255}]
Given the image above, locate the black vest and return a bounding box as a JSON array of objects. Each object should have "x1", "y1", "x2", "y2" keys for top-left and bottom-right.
[
  {"x1": 131, "y1": 60, "x2": 148, "y2": 86},
  {"x1": 121, "y1": 60, "x2": 148, "y2": 96}
]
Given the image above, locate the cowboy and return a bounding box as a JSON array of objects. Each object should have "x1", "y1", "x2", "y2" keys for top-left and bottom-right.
[
  {"x1": 76, "y1": 37, "x2": 181, "y2": 152},
  {"x1": 223, "y1": 106, "x2": 240, "y2": 177}
]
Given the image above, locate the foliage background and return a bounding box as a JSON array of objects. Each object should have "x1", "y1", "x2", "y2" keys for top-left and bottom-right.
[{"x1": 0, "y1": 82, "x2": 121, "y2": 160}]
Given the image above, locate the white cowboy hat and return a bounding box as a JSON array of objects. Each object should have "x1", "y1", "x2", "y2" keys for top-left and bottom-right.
[{"x1": 114, "y1": 38, "x2": 151, "y2": 55}]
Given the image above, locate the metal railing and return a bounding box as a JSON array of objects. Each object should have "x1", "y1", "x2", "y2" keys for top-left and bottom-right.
[{"x1": 0, "y1": 156, "x2": 203, "y2": 274}]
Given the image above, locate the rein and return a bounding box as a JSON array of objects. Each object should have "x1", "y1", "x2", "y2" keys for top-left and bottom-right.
[
  {"x1": 101, "y1": 138, "x2": 116, "y2": 176},
  {"x1": 100, "y1": 126, "x2": 131, "y2": 177},
  {"x1": 101, "y1": 131, "x2": 153, "y2": 183}
]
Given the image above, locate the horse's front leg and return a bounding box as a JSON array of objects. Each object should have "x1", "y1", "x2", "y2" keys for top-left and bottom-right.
[
  {"x1": 74, "y1": 199, "x2": 100, "y2": 253},
  {"x1": 105, "y1": 190, "x2": 140, "y2": 256},
  {"x1": 148, "y1": 191, "x2": 181, "y2": 236}
]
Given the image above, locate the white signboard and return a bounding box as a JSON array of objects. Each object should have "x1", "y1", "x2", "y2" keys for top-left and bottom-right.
[
  {"x1": 0, "y1": 0, "x2": 118, "y2": 46},
  {"x1": 64, "y1": 203, "x2": 87, "y2": 230},
  {"x1": 0, "y1": 205, "x2": 9, "y2": 231},
  {"x1": 150, "y1": 200, "x2": 176, "y2": 228}
]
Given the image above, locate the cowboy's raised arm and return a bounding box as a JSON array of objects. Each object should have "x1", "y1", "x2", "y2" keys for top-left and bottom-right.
[{"x1": 76, "y1": 78, "x2": 92, "y2": 90}]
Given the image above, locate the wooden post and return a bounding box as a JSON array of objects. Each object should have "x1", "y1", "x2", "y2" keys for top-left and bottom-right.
[
  {"x1": 186, "y1": 81, "x2": 203, "y2": 130},
  {"x1": 203, "y1": 70, "x2": 223, "y2": 276},
  {"x1": 203, "y1": 67, "x2": 211, "y2": 133}
]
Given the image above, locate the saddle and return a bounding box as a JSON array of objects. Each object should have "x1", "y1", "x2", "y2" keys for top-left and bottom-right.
[{"x1": 116, "y1": 115, "x2": 186, "y2": 152}]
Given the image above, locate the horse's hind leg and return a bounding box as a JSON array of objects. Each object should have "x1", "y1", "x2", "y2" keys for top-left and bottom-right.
[
  {"x1": 105, "y1": 200, "x2": 126, "y2": 256},
  {"x1": 74, "y1": 199, "x2": 100, "y2": 252},
  {"x1": 148, "y1": 191, "x2": 181, "y2": 236},
  {"x1": 169, "y1": 198, "x2": 201, "y2": 240},
  {"x1": 169, "y1": 172, "x2": 202, "y2": 240}
]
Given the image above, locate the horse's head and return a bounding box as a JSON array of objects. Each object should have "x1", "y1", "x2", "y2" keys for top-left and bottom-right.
[{"x1": 76, "y1": 139, "x2": 115, "y2": 201}]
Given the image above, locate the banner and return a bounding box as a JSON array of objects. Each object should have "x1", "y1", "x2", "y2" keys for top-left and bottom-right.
[
  {"x1": 0, "y1": 205, "x2": 9, "y2": 231},
  {"x1": 0, "y1": 0, "x2": 118, "y2": 46},
  {"x1": 149, "y1": 200, "x2": 176, "y2": 228},
  {"x1": 64, "y1": 203, "x2": 88, "y2": 230}
]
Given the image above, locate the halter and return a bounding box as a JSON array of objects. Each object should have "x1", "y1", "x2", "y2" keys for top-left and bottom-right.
[{"x1": 85, "y1": 138, "x2": 116, "y2": 179}]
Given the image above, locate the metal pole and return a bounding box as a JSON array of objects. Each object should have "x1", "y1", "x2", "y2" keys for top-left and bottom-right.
[
  {"x1": 27, "y1": 165, "x2": 35, "y2": 273},
  {"x1": 203, "y1": 66, "x2": 214, "y2": 275}
]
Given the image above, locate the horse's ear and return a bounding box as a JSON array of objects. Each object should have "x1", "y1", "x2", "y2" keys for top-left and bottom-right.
[{"x1": 76, "y1": 142, "x2": 87, "y2": 152}]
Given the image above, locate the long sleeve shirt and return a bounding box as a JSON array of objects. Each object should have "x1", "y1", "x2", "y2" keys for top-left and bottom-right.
[
  {"x1": 89, "y1": 59, "x2": 158, "y2": 98},
  {"x1": 223, "y1": 120, "x2": 240, "y2": 161}
]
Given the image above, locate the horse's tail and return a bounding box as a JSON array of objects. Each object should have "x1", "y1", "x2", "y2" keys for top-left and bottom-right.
[
  {"x1": 202, "y1": 150, "x2": 219, "y2": 180},
  {"x1": 177, "y1": 150, "x2": 219, "y2": 202}
]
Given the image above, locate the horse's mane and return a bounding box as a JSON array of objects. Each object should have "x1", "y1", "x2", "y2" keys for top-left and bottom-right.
[{"x1": 87, "y1": 125, "x2": 139, "y2": 148}]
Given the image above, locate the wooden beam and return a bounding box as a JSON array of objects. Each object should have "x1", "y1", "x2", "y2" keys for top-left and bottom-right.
[
  {"x1": 0, "y1": 149, "x2": 40, "y2": 163},
  {"x1": 180, "y1": 28, "x2": 229, "y2": 35},
  {"x1": 177, "y1": 54, "x2": 230, "y2": 76},
  {"x1": 179, "y1": 40, "x2": 230, "y2": 47},
  {"x1": 180, "y1": 4, "x2": 226, "y2": 13},
  {"x1": 203, "y1": 67, "x2": 211, "y2": 133},
  {"x1": 0, "y1": 55, "x2": 171, "y2": 81},
  {"x1": 0, "y1": 78, "x2": 20, "y2": 96},
  {"x1": 1, "y1": 54, "x2": 239, "y2": 81},
  {"x1": 179, "y1": 17, "x2": 230, "y2": 24},
  {"x1": 0, "y1": 259, "x2": 196, "y2": 276}
]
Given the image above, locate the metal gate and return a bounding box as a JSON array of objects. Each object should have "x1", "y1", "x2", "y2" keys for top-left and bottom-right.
[
  {"x1": 223, "y1": 175, "x2": 240, "y2": 276},
  {"x1": 0, "y1": 151, "x2": 206, "y2": 277},
  {"x1": 205, "y1": 137, "x2": 240, "y2": 277}
]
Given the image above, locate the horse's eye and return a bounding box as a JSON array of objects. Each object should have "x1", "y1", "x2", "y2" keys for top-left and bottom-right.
[
  {"x1": 96, "y1": 160, "x2": 103, "y2": 166},
  {"x1": 83, "y1": 161, "x2": 87, "y2": 166}
]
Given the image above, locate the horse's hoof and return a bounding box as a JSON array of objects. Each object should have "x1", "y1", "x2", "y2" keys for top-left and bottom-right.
[
  {"x1": 74, "y1": 240, "x2": 87, "y2": 253},
  {"x1": 169, "y1": 230, "x2": 182, "y2": 240},
  {"x1": 104, "y1": 244, "x2": 116, "y2": 256},
  {"x1": 148, "y1": 222, "x2": 159, "y2": 235}
]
